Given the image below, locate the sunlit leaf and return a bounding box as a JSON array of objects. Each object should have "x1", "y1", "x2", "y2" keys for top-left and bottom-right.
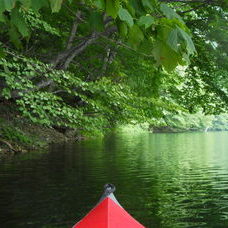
[
  {"x1": 138, "y1": 15, "x2": 154, "y2": 29},
  {"x1": 167, "y1": 28, "x2": 179, "y2": 52},
  {"x1": 142, "y1": 0, "x2": 153, "y2": 10},
  {"x1": 153, "y1": 41, "x2": 182, "y2": 71},
  {"x1": 177, "y1": 28, "x2": 196, "y2": 55},
  {"x1": 167, "y1": 28, "x2": 196, "y2": 55},
  {"x1": 118, "y1": 8, "x2": 134, "y2": 27},
  {"x1": 49, "y1": 0, "x2": 63, "y2": 13},
  {"x1": 160, "y1": 3, "x2": 183, "y2": 23},
  {"x1": 94, "y1": 0, "x2": 105, "y2": 10}
]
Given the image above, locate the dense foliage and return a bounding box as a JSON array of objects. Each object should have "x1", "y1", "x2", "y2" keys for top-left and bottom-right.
[
  {"x1": 0, "y1": 0, "x2": 227, "y2": 136},
  {"x1": 151, "y1": 112, "x2": 228, "y2": 132}
]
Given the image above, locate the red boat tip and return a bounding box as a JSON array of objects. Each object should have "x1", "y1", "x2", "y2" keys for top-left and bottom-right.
[{"x1": 73, "y1": 197, "x2": 145, "y2": 228}]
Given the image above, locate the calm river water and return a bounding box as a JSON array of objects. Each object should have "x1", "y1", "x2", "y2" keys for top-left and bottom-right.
[{"x1": 0, "y1": 130, "x2": 228, "y2": 227}]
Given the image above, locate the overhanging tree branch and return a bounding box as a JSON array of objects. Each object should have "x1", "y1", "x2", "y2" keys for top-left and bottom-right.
[
  {"x1": 66, "y1": 11, "x2": 81, "y2": 50},
  {"x1": 178, "y1": 2, "x2": 210, "y2": 14}
]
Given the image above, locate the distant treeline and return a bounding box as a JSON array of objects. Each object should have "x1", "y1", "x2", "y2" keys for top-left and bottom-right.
[{"x1": 151, "y1": 113, "x2": 228, "y2": 133}]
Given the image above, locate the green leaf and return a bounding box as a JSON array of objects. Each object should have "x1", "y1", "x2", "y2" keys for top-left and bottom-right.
[
  {"x1": 89, "y1": 11, "x2": 104, "y2": 32},
  {"x1": 31, "y1": 0, "x2": 49, "y2": 12},
  {"x1": 167, "y1": 28, "x2": 179, "y2": 52},
  {"x1": 153, "y1": 41, "x2": 182, "y2": 71},
  {"x1": 49, "y1": 0, "x2": 63, "y2": 13},
  {"x1": 2, "y1": 88, "x2": 11, "y2": 99},
  {"x1": 3, "y1": 0, "x2": 15, "y2": 11},
  {"x1": 128, "y1": 25, "x2": 144, "y2": 48},
  {"x1": 0, "y1": 47, "x2": 6, "y2": 58},
  {"x1": 126, "y1": 4, "x2": 135, "y2": 17},
  {"x1": 138, "y1": 15, "x2": 154, "y2": 29},
  {"x1": 118, "y1": 8, "x2": 134, "y2": 27},
  {"x1": 177, "y1": 27, "x2": 196, "y2": 55},
  {"x1": 167, "y1": 28, "x2": 196, "y2": 55},
  {"x1": 19, "y1": 0, "x2": 31, "y2": 9},
  {"x1": 0, "y1": 0, "x2": 15, "y2": 22},
  {"x1": 106, "y1": 0, "x2": 120, "y2": 18},
  {"x1": 0, "y1": 13, "x2": 5, "y2": 22},
  {"x1": 117, "y1": 21, "x2": 128, "y2": 37},
  {"x1": 142, "y1": 0, "x2": 153, "y2": 10},
  {"x1": 160, "y1": 3, "x2": 183, "y2": 23},
  {"x1": 3, "y1": 64, "x2": 10, "y2": 74},
  {"x1": 0, "y1": 2, "x2": 5, "y2": 17},
  {"x1": 11, "y1": 8, "x2": 30, "y2": 37},
  {"x1": 94, "y1": 0, "x2": 105, "y2": 10},
  {"x1": 129, "y1": 0, "x2": 145, "y2": 15}
]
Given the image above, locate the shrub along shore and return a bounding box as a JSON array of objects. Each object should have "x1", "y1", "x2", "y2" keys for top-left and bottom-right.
[{"x1": 0, "y1": 104, "x2": 83, "y2": 158}]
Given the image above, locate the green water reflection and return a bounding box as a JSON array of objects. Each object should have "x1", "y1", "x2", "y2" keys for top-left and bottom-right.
[{"x1": 0, "y1": 131, "x2": 228, "y2": 227}]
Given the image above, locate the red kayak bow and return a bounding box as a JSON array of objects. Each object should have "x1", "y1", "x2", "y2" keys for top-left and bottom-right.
[{"x1": 73, "y1": 184, "x2": 145, "y2": 228}]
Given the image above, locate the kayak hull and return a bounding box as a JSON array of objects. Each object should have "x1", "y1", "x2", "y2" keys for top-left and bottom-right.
[{"x1": 73, "y1": 195, "x2": 145, "y2": 228}]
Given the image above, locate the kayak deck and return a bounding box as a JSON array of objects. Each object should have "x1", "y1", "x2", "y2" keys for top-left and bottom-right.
[{"x1": 73, "y1": 185, "x2": 145, "y2": 228}]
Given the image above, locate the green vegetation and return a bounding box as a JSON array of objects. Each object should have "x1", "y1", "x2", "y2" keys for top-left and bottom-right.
[
  {"x1": 1, "y1": 125, "x2": 33, "y2": 145},
  {"x1": 0, "y1": 115, "x2": 37, "y2": 155},
  {"x1": 211, "y1": 114, "x2": 228, "y2": 131},
  {"x1": 0, "y1": 0, "x2": 228, "y2": 149},
  {"x1": 0, "y1": 104, "x2": 69, "y2": 156},
  {"x1": 151, "y1": 113, "x2": 228, "y2": 132}
]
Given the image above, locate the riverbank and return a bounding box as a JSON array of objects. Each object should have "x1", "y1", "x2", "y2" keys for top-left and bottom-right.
[
  {"x1": 0, "y1": 103, "x2": 82, "y2": 159},
  {"x1": 152, "y1": 126, "x2": 228, "y2": 133},
  {"x1": 151, "y1": 126, "x2": 204, "y2": 133},
  {"x1": 1, "y1": 102, "x2": 227, "y2": 158}
]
